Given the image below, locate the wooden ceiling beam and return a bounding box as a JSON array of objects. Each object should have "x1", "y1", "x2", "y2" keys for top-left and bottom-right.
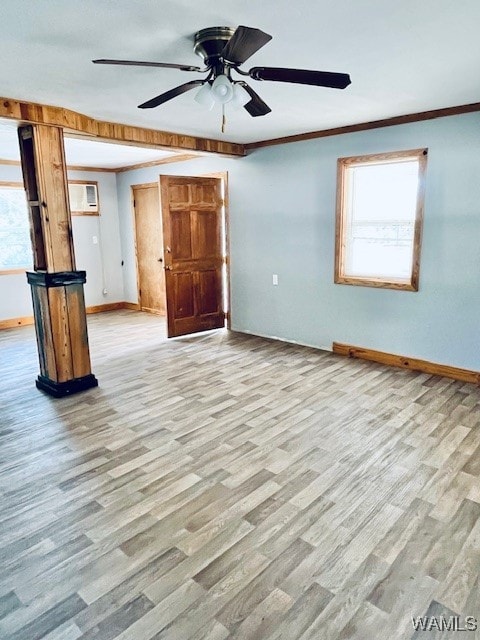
[{"x1": 0, "y1": 97, "x2": 246, "y2": 158}]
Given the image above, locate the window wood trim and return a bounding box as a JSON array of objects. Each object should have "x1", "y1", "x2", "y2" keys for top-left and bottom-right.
[
  {"x1": 334, "y1": 148, "x2": 427, "y2": 291},
  {"x1": 0, "y1": 268, "x2": 27, "y2": 276},
  {"x1": 0, "y1": 181, "x2": 24, "y2": 189},
  {"x1": 68, "y1": 180, "x2": 100, "y2": 216}
]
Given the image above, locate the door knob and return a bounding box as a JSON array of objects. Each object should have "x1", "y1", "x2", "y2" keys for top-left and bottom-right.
[{"x1": 164, "y1": 265, "x2": 171, "y2": 270}]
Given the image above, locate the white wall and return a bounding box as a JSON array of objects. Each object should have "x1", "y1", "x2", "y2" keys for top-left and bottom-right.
[
  {"x1": 115, "y1": 112, "x2": 480, "y2": 371},
  {"x1": 0, "y1": 166, "x2": 124, "y2": 320}
]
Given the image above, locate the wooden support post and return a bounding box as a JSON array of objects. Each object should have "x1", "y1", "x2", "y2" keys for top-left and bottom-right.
[{"x1": 18, "y1": 124, "x2": 98, "y2": 397}]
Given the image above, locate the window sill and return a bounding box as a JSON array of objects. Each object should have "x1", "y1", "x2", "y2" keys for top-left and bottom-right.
[
  {"x1": 335, "y1": 275, "x2": 418, "y2": 291},
  {"x1": 0, "y1": 268, "x2": 29, "y2": 276}
]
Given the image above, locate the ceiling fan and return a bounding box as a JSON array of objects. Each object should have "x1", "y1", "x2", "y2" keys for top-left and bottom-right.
[{"x1": 93, "y1": 25, "x2": 351, "y2": 121}]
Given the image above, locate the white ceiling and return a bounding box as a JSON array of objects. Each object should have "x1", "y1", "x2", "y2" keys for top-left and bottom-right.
[
  {"x1": 62, "y1": 138, "x2": 179, "y2": 168},
  {"x1": 0, "y1": 121, "x2": 181, "y2": 168},
  {"x1": 1, "y1": 0, "x2": 480, "y2": 145}
]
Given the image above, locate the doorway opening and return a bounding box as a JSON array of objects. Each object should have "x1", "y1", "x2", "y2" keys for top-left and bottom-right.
[
  {"x1": 132, "y1": 172, "x2": 230, "y2": 338},
  {"x1": 132, "y1": 182, "x2": 165, "y2": 315}
]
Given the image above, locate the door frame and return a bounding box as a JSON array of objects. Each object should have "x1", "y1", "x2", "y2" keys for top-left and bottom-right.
[
  {"x1": 131, "y1": 181, "x2": 164, "y2": 314},
  {"x1": 158, "y1": 170, "x2": 232, "y2": 331},
  {"x1": 201, "y1": 171, "x2": 231, "y2": 330}
]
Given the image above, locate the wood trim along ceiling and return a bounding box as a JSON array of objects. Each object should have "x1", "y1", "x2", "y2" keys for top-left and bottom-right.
[
  {"x1": 67, "y1": 165, "x2": 117, "y2": 173},
  {"x1": 0, "y1": 97, "x2": 245, "y2": 157},
  {"x1": 0, "y1": 159, "x2": 120, "y2": 173},
  {"x1": 0, "y1": 155, "x2": 200, "y2": 173},
  {"x1": 333, "y1": 342, "x2": 480, "y2": 385},
  {"x1": 1, "y1": 97, "x2": 479, "y2": 156},
  {"x1": 245, "y1": 101, "x2": 480, "y2": 150},
  {"x1": 115, "y1": 153, "x2": 199, "y2": 173}
]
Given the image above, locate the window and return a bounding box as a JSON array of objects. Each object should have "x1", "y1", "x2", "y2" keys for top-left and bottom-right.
[
  {"x1": 335, "y1": 148, "x2": 427, "y2": 291},
  {"x1": 0, "y1": 183, "x2": 33, "y2": 273}
]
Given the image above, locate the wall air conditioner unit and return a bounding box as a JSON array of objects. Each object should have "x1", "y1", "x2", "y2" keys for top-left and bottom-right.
[{"x1": 68, "y1": 183, "x2": 98, "y2": 213}]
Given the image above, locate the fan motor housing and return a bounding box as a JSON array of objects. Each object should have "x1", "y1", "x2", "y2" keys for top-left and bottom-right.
[{"x1": 194, "y1": 27, "x2": 235, "y2": 66}]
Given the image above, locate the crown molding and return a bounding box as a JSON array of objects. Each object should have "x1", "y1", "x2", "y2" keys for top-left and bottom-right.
[
  {"x1": 0, "y1": 154, "x2": 200, "y2": 173},
  {"x1": 245, "y1": 101, "x2": 480, "y2": 150}
]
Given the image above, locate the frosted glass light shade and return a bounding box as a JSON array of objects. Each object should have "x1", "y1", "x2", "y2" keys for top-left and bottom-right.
[
  {"x1": 194, "y1": 83, "x2": 215, "y2": 110},
  {"x1": 211, "y1": 75, "x2": 234, "y2": 104},
  {"x1": 232, "y1": 83, "x2": 251, "y2": 108}
]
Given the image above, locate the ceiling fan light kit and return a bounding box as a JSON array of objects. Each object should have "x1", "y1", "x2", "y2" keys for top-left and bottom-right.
[
  {"x1": 194, "y1": 82, "x2": 215, "y2": 110},
  {"x1": 211, "y1": 74, "x2": 234, "y2": 104},
  {"x1": 195, "y1": 76, "x2": 251, "y2": 111},
  {"x1": 231, "y1": 83, "x2": 251, "y2": 108},
  {"x1": 93, "y1": 24, "x2": 351, "y2": 131}
]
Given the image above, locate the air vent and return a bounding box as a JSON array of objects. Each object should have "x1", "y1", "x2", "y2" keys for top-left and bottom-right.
[{"x1": 68, "y1": 183, "x2": 98, "y2": 213}]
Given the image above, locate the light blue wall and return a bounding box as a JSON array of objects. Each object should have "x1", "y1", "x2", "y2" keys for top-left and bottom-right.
[
  {"x1": 69, "y1": 170, "x2": 124, "y2": 306},
  {"x1": 3, "y1": 113, "x2": 479, "y2": 372},
  {"x1": 72, "y1": 110, "x2": 480, "y2": 373},
  {"x1": 115, "y1": 156, "x2": 241, "y2": 303},
  {"x1": 228, "y1": 112, "x2": 480, "y2": 371}
]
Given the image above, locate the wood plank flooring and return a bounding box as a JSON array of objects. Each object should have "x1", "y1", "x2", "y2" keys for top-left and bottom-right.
[{"x1": 0, "y1": 310, "x2": 479, "y2": 639}]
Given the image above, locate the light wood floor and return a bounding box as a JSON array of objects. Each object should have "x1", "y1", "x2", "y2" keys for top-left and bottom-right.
[{"x1": 0, "y1": 310, "x2": 479, "y2": 640}]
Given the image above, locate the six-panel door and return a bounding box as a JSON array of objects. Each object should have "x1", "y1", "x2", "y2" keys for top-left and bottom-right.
[{"x1": 160, "y1": 176, "x2": 225, "y2": 338}]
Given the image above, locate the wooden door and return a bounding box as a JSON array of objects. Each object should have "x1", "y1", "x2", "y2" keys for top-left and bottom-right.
[
  {"x1": 133, "y1": 184, "x2": 165, "y2": 314},
  {"x1": 160, "y1": 175, "x2": 225, "y2": 337}
]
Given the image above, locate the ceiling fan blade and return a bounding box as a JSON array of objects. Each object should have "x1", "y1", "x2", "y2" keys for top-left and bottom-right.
[
  {"x1": 138, "y1": 80, "x2": 205, "y2": 109},
  {"x1": 93, "y1": 59, "x2": 201, "y2": 72},
  {"x1": 249, "y1": 67, "x2": 351, "y2": 89},
  {"x1": 221, "y1": 26, "x2": 272, "y2": 65},
  {"x1": 238, "y1": 82, "x2": 272, "y2": 117}
]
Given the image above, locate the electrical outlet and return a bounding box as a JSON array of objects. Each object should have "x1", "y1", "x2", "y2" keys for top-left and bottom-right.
[
  {"x1": 272, "y1": 274, "x2": 278, "y2": 286},
  {"x1": 92, "y1": 235, "x2": 98, "y2": 244}
]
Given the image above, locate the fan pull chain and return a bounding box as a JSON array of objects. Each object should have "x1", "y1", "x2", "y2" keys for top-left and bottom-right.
[{"x1": 221, "y1": 104, "x2": 226, "y2": 133}]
